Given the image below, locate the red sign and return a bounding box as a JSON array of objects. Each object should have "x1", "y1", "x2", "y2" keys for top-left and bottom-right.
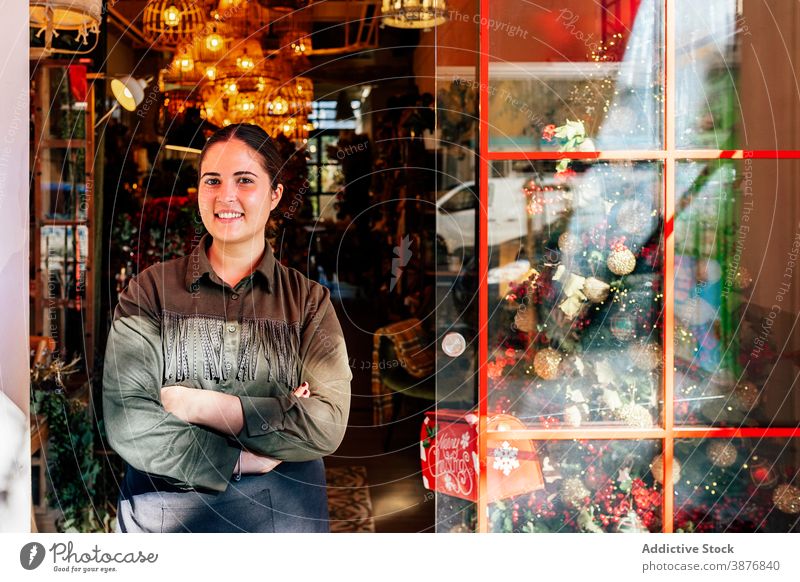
[{"x1": 420, "y1": 410, "x2": 545, "y2": 503}]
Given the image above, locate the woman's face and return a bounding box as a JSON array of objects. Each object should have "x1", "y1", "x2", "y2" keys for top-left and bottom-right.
[{"x1": 198, "y1": 138, "x2": 283, "y2": 246}]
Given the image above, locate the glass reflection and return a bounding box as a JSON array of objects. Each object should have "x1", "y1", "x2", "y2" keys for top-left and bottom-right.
[
  {"x1": 674, "y1": 438, "x2": 800, "y2": 532},
  {"x1": 676, "y1": 0, "x2": 800, "y2": 149},
  {"x1": 488, "y1": 0, "x2": 664, "y2": 151},
  {"x1": 489, "y1": 439, "x2": 663, "y2": 533},
  {"x1": 675, "y1": 160, "x2": 800, "y2": 427},
  {"x1": 487, "y1": 161, "x2": 663, "y2": 429}
]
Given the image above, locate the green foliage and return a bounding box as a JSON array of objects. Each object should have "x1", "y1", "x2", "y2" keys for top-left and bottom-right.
[{"x1": 31, "y1": 357, "x2": 114, "y2": 532}]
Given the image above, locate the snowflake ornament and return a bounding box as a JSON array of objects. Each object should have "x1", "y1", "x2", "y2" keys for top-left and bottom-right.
[
  {"x1": 492, "y1": 441, "x2": 520, "y2": 476},
  {"x1": 460, "y1": 432, "x2": 470, "y2": 449}
]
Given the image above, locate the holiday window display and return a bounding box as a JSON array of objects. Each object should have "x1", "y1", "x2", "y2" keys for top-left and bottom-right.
[
  {"x1": 488, "y1": 440, "x2": 664, "y2": 533},
  {"x1": 673, "y1": 439, "x2": 800, "y2": 532},
  {"x1": 490, "y1": 157, "x2": 664, "y2": 430},
  {"x1": 482, "y1": 153, "x2": 664, "y2": 532}
]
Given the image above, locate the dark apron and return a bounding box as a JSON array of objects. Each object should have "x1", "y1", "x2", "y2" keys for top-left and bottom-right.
[{"x1": 116, "y1": 459, "x2": 329, "y2": 533}]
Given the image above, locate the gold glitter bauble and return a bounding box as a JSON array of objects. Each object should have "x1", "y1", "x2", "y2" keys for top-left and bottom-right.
[
  {"x1": 628, "y1": 342, "x2": 661, "y2": 371},
  {"x1": 707, "y1": 441, "x2": 737, "y2": 468},
  {"x1": 618, "y1": 403, "x2": 654, "y2": 428},
  {"x1": 651, "y1": 455, "x2": 681, "y2": 484},
  {"x1": 558, "y1": 232, "x2": 581, "y2": 255},
  {"x1": 734, "y1": 381, "x2": 760, "y2": 411},
  {"x1": 735, "y1": 267, "x2": 753, "y2": 289},
  {"x1": 560, "y1": 477, "x2": 590, "y2": 507},
  {"x1": 607, "y1": 248, "x2": 636, "y2": 276},
  {"x1": 772, "y1": 484, "x2": 800, "y2": 515},
  {"x1": 583, "y1": 276, "x2": 611, "y2": 303},
  {"x1": 534, "y1": 348, "x2": 562, "y2": 380},
  {"x1": 615, "y1": 200, "x2": 651, "y2": 235}
]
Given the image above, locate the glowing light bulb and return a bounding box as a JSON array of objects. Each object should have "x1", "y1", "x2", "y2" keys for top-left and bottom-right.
[
  {"x1": 163, "y1": 5, "x2": 181, "y2": 27},
  {"x1": 179, "y1": 56, "x2": 194, "y2": 72},
  {"x1": 224, "y1": 82, "x2": 238, "y2": 95},
  {"x1": 271, "y1": 96, "x2": 288, "y2": 115},
  {"x1": 237, "y1": 56, "x2": 255, "y2": 71},
  {"x1": 205, "y1": 66, "x2": 217, "y2": 81},
  {"x1": 205, "y1": 33, "x2": 223, "y2": 52}
]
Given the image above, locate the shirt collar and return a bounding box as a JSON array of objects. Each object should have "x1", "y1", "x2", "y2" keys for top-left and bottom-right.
[{"x1": 184, "y1": 232, "x2": 275, "y2": 293}]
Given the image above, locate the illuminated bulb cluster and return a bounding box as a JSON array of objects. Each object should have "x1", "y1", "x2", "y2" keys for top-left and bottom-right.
[{"x1": 162, "y1": 5, "x2": 181, "y2": 27}]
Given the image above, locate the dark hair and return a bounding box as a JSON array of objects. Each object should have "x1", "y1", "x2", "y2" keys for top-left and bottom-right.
[{"x1": 199, "y1": 123, "x2": 284, "y2": 189}]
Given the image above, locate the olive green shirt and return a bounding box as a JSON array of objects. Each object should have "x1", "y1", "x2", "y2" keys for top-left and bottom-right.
[{"x1": 103, "y1": 233, "x2": 352, "y2": 492}]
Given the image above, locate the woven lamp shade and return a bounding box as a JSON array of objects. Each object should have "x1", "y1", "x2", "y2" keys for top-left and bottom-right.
[
  {"x1": 381, "y1": 0, "x2": 447, "y2": 29},
  {"x1": 143, "y1": 0, "x2": 206, "y2": 47},
  {"x1": 30, "y1": 0, "x2": 102, "y2": 31}
]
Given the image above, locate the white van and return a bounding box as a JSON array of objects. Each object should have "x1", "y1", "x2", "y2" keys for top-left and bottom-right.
[{"x1": 435, "y1": 176, "x2": 535, "y2": 256}]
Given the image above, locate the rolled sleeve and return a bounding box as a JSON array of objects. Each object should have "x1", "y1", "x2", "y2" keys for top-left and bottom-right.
[{"x1": 103, "y1": 273, "x2": 240, "y2": 492}]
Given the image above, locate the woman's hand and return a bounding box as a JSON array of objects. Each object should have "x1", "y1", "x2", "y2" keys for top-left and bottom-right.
[
  {"x1": 239, "y1": 450, "x2": 282, "y2": 475},
  {"x1": 160, "y1": 385, "x2": 198, "y2": 423},
  {"x1": 294, "y1": 381, "x2": 310, "y2": 398}
]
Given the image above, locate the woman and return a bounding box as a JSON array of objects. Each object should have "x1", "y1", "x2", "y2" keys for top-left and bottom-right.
[{"x1": 103, "y1": 123, "x2": 352, "y2": 533}]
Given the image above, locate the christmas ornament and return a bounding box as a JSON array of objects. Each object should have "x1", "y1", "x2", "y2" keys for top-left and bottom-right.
[
  {"x1": 772, "y1": 484, "x2": 800, "y2": 515},
  {"x1": 534, "y1": 348, "x2": 562, "y2": 380},
  {"x1": 607, "y1": 246, "x2": 636, "y2": 276},
  {"x1": 735, "y1": 267, "x2": 753, "y2": 290},
  {"x1": 733, "y1": 381, "x2": 760, "y2": 411},
  {"x1": 514, "y1": 307, "x2": 537, "y2": 334},
  {"x1": 618, "y1": 403, "x2": 653, "y2": 428},
  {"x1": 558, "y1": 232, "x2": 581, "y2": 256},
  {"x1": 492, "y1": 441, "x2": 520, "y2": 476},
  {"x1": 610, "y1": 313, "x2": 637, "y2": 341},
  {"x1": 602, "y1": 388, "x2": 622, "y2": 411},
  {"x1": 749, "y1": 458, "x2": 778, "y2": 489},
  {"x1": 564, "y1": 405, "x2": 582, "y2": 427},
  {"x1": 651, "y1": 454, "x2": 681, "y2": 484},
  {"x1": 616, "y1": 510, "x2": 649, "y2": 533},
  {"x1": 583, "y1": 276, "x2": 611, "y2": 303},
  {"x1": 560, "y1": 477, "x2": 590, "y2": 507},
  {"x1": 707, "y1": 441, "x2": 737, "y2": 468},
  {"x1": 628, "y1": 342, "x2": 661, "y2": 371},
  {"x1": 615, "y1": 200, "x2": 650, "y2": 235},
  {"x1": 559, "y1": 273, "x2": 587, "y2": 319}
]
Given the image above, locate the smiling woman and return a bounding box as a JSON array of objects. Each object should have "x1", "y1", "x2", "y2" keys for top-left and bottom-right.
[{"x1": 103, "y1": 123, "x2": 352, "y2": 533}]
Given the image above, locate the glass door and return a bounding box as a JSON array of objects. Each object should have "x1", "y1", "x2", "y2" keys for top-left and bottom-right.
[{"x1": 434, "y1": 0, "x2": 800, "y2": 533}]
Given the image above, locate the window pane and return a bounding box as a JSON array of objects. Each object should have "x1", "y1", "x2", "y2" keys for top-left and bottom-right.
[
  {"x1": 676, "y1": 0, "x2": 800, "y2": 149},
  {"x1": 43, "y1": 67, "x2": 87, "y2": 140},
  {"x1": 487, "y1": 0, "x2": 664, "y2": 151},
  {"x1": 489, "y1": 439, "x2": 663, "y2": 532},
  {"x1": 40, "y1": 148, "x2": 87, "y2": 221},
  {"x1": 674, "y1": 160, "x2": 800, "y2": 427},
  {"x1": 487, "y1": 161, "x2": 664, "y2": 429},
  {"x1": 675, "y1": 438, "x2": 800, "y2": 532},
  {"x1": 39, "y1": 225, "x2": 88, "y2": 362}
]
